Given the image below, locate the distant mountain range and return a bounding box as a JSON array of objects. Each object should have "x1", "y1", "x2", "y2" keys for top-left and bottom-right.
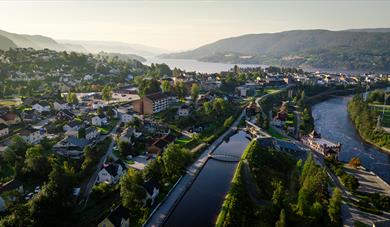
[
  {"x1": 57, "y1": 40, "x2": 168, "y2": 57},
  {"x1": 0, "y1": 29, "x2": 86, "y2": 52},
  {"x1": 0, "y1": 29, "x2": 167, "y2": 61},
  {"x1": 162, "y1": 28, "x2": 390, "y2": 71}
]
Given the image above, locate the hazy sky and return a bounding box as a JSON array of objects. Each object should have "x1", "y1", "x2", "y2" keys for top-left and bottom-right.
[{"x1": 1, "y1": 0, "x2": 389, "y2": 51}]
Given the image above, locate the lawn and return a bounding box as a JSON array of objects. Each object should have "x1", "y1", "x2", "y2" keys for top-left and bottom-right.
[
  {"x1": 0, "y1": 99, "x2": 21, "y2": 106},
  {"x1": 267, "y1": 127, "x2": 288, "y2": 140},
  {"x1": 175, "y1": 137, "x2": 191, "y2": 145},
  {"x1": 371, "y1": 105, "x2": 390, "y2": 127},
  {"x1": 264, "y1": 88, "x2": 280, "y2": 94}
]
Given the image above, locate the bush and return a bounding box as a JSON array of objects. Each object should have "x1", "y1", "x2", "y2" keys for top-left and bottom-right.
[{"x1": 340, "y1": 174, "x2": 359, "y2": 192}]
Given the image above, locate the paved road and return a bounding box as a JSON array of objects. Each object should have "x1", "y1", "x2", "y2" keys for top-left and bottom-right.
[
  {"x1": 81, "y1": 121, "x2": 121, "y2": 205},
  {"x1": 144, "y1": 108, "x2": 247, "y2": 227},
  {"x1": 343, "y1": 165, "x2": 390, "y2": 197}
]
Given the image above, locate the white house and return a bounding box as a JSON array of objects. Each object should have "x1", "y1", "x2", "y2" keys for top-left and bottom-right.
[
  {"x1": 96, "y1": 160, "x2": 127, "y2": 184},
  {"x1": 85, "y1": 127, "x2": 99, "y2": 140},
  {"x1": 120, "y1": 113, "x2": 133, "y2": 123},
  {"x1": 53, "y1": 101, "x2": 70, "y2": 111},
  {"x1": 63, "y1": 121, "x2": 82, "y2": 132},
  {"x1": 19, "y1": 128, "x2": 45, "y2": 144},
  {"x1": 92, "y1": 102, "x2": 105, "y2": 110},
  {"x1": 237, "y1": 86, "x2": 249, "y2": 97},
  {"x1": 91, "y1": 115, "x2": 107, "y2": 126},
  {"x1": 177, "y1": 105, "x2": 190, "y2": 117},
  {"x1": 0, "y1": 123, "x2": 9, "y2": 137},
  {"x1": 119, "y1": 127, "x2": 134, "y2": 144},
  {"x1": 143, "y1": 179, "x2": 159, "y2": 205},
  {"x1": 32, "y1": 102, "x2": 51, "y2": 113},
  {"x1": 84, "y1": 74, "x2": 93, "y2": 81}
]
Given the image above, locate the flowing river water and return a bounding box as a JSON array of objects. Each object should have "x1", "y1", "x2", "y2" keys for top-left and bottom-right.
[{"x1": 312, "y1": 96, "x2": 390, "y2": 183}]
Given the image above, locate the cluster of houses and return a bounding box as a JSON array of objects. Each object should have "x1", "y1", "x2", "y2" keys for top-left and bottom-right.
[{"x1": 301, "y1": 130, "x2": 341, "y2": 159}]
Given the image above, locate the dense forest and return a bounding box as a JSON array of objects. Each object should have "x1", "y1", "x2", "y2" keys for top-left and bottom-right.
[{"x1": 220, "y1": 142, "x2": 341, "y2": 227}]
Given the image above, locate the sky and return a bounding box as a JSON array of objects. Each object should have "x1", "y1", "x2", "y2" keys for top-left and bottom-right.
[{"x1": 0, "y1": 0, "x2": 389, "y2": 51}]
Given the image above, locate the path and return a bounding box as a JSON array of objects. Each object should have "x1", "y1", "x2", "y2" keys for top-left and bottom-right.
[
  {"x1": 241, "y1": 160, "x2": 272, "y2": 206},
  {"x1": 144, "y1": 108, "x2": 247, "y2": 227},
  {"x1": 81, "y1": 120, "x2": 121, "y2": 206},
  {"x1": 344, "y1": 165, "x2": 390, "y2": 197}
]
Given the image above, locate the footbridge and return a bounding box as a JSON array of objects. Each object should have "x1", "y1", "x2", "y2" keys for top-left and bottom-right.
[
  {"x1": 208, "y1": 153, "x2": 241, "y2": 162},
  {"x1": 245, "y1": 120, "x2": 272, "y2": 139}
]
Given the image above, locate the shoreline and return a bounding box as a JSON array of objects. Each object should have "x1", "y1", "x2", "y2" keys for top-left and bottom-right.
[{"x1": 346, "y1": 110, "x2": 390, "y2": 155}]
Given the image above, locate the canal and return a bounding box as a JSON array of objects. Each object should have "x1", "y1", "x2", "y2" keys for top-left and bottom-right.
[
  {"x1": 164, "y1": 131, "x2": 250, "y2": 227},
  {"x1": 312, "y1": 96, "x2": 390, "y2": 183}
]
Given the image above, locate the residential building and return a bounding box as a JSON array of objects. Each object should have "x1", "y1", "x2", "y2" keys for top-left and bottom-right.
[
  {"x1": 57, "y1": 109, "x2": 75, "y2": 121},
  {"x1": 53, "y1": 100, "x2": 70, "y2": 111},
  {"x1": 19, "y1": 128, "x2": 45, "y2": 144},
  {"x1": 85, "y1": 126, "x2": 99, "y2": 140},
  {"x1": 92, "y1": 115, "x2": 107, "y2": 126},
  {"x1": 98, "y1": 205, "x2": 130, "y2": 227},
  {"x1": 0, "y1": 123, "x2": 9, "y2": 137},
  {"x1": 32, "y1": 101, "x2": 51, "y2": 113},
  {"x1": 301, "y1": 130, "x2": 341, "y2": 159},
  {"x1": 120, "y1": 112, "x2": 133, "y2": 123},
  {"x1": 133, "y1": 92, "x2": 169, "y2": 115},
  {"x1": 63, "y1": 120, "x2": 82, "y2": 132},
  {"x1": 53, "y1": 136, "x2": 90, "y2": 159},
  {"x1": 147, "y1": 134, "x2": 176, "y2": 155},
  {"x1": 119, "y1": 127, "x2": 134, "y2": 144},
  {"x1": 96, "y1": 160, "x2": 127, "y2": 184},
  {"x1": 0, "y1": 113, "x2": 21, "y2": 125},
  {"x1": 177, "y1": 104, "x2": 190, "y2": 117},
  {"x1": 143, "y1": 179, "x2": 159, "y2": 205}
]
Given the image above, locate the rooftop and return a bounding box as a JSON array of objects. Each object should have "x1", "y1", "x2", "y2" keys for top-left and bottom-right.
[{"x1": 145, "y1": 92, "x2": 168, "y2": 102}]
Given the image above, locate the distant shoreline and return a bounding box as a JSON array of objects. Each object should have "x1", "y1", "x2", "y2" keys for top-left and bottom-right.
[{"x1": 151, "y1": 57, "x2": 390, "y2": 75}]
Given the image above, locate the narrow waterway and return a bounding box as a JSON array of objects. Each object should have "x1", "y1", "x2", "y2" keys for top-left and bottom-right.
[
  {"x1": 312, "y1": 97, "x2": 390, "y2": 183},
  {"x1": 164, "y1": 131, "x2": 250, "y2": 227}
]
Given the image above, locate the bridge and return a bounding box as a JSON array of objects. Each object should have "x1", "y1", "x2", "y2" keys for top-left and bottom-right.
[
  {"x1": 208, "y1": 153, "x2": 241, "y2": 162},
  {"x1": 245, "y1": 120, "x2": 272, "y2": 139}
]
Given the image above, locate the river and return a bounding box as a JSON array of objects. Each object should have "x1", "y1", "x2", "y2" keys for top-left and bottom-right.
[
  {"x1": 145, "y1": 57, "x2": 262, "y2": 74},
  {"x1": 164, "y1": 131, "x2": 250, "y2": 227},
  {"x1": 312, "y1": 97, "x2": 390, "y2": 183},
  {"x1": 145, "y1": 57, "x2": 380, "y2": 75}
]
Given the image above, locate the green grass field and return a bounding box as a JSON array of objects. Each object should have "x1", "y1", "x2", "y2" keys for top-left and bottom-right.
[
  {"x1": 0, "y1": 99, "x2": 21, "y2": 106},
  {"x1": 267, "y1": 127, "x2": 288, "y2": 140},
  {"x1": 369, "y1": 104, "x2": 390, "y2": 127},
  {"x1": 264, "y1": 88, "x2": 280, "y2": 94}
]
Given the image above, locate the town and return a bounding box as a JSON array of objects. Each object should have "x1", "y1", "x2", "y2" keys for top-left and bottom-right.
[{"x1": 0, "y1": 47, "x2": 389, "y2": 227}]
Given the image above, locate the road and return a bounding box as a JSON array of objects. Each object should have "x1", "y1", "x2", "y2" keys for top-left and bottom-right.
[
  {"x1": 81, "y1": 120, "x2": 121, "y2": 206},
  {"x1": 144, "y1": 108, "x2": 247, "y2": 227},
  {"x1": 255, "y1": 84, "x2": 295, "y2": 117}
]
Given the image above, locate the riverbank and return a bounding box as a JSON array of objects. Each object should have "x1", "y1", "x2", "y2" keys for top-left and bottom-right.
[
  {"x1": 347, "y1": 95, "x2": 390, "y2": 155},
  {"x1": 215, "y1": 140, "x2": 255, "y2": 227},
  {"x1": 312, "y1": 97, "x2": 390, "y2": 184},
  {"x1": 351, "y1": 126, "x2": 390, "y2": 155}
]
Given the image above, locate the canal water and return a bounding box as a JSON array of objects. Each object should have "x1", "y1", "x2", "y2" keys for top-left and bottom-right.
[
  {"x1": 312, "y1": 97, "x2": 390, "y2": 183},
  {"x1": 164, "y1": 131, "x2": 250, "y2": 227}
]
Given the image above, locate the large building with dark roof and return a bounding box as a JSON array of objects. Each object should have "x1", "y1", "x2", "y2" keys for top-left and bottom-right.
[{"x1": 132, "y1": 92, "x2": 170, "y2": 115}]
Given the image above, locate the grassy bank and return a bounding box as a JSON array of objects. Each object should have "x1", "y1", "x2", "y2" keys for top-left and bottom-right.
[{"x1": 215, "y1": 140, "x2": 255, "y2": 227}]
